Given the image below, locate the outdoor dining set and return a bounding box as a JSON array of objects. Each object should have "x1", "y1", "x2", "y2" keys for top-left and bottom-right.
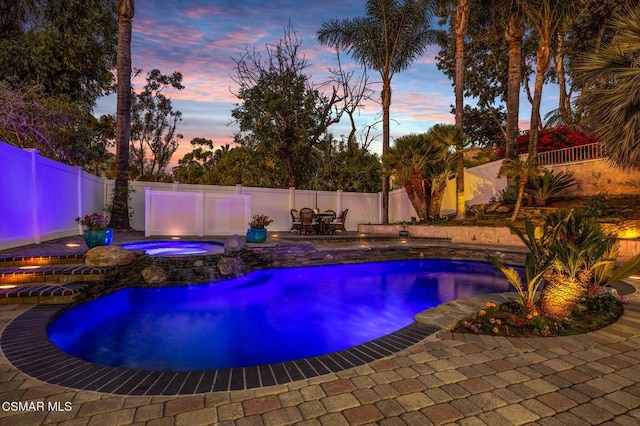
[{"x1": 289, "y1": 208, "x2": 348, "y2": 235}]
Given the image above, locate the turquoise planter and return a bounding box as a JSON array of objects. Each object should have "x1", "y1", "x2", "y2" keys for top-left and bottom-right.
[
  {"x1": 83, "y1": 228, "x2": 114, "y2": 249},
  {"x1": 246, "y1": 227, "x2": 267, "y2": 243}
]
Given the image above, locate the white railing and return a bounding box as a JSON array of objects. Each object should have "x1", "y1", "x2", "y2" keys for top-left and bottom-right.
[{"x1": 522, "y1": 143, "x2": 604, "y2": 166}]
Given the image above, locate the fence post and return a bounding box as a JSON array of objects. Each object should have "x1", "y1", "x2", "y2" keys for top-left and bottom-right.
[
  {"x1": 144, "y1": 187, "x2": 151, "y2": 237},
  {"x1": 197, "y1": 190, "x2": 204, "y2": 236},
  {"x1": 76, "y1": 167, "x2": 84, "y2": 235},
  {"x1": 25, "y1": 149, "x2": 41, "y2": 244}
]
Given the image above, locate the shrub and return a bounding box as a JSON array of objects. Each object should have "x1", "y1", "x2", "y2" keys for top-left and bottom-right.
[
  {"x1": 525, "y1": 170, "x2": 576, "y2": 206},
  {"x1": 581, "y1": 194, "x2": 611, "y2": 217}
]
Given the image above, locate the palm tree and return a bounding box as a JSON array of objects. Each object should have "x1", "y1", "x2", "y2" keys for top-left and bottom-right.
[
  {"x1": 382, "y1": 134, "x2": 432, "y2": 220},
  {"x1": 428, "y1": 124, "x2": 463, "y2": 217},
  {"x1": 517, "y1": 0, "x2": 576, "y2": 159},
  {"x1": 574, "y1": 5, "x2": 640, "y2": 170},
  {"x1": 497, "y1": 157, "x2": 541, "y2": 221},
  {"x1": 317, "y1": 0, "x2": 436, "y2": 223},
  {"x1": 109, "y1": 0, "x2": 134, "y2": 229},
  {"x1": 453, "y1": 0, "x2": 469, "y2": 220}
]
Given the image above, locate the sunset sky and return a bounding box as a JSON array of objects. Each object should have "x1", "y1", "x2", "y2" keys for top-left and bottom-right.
[{"x1": 94, "y1": 0, "x2": 558, "y2": 164}]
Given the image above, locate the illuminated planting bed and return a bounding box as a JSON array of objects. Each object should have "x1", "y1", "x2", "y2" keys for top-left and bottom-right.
[
  {"x1": 119, "y1": 240, "x2": 224, "y2": 256},
  {"x1": 48, "y1": 259, "x2": 512, "y2": 371}
]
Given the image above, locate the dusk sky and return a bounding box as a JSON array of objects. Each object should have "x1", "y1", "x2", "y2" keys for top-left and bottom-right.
[{"x1": 94, "y1": 0, "x2": 558, "y2": 165}]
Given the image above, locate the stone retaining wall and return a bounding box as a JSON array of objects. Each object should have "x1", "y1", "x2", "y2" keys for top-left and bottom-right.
[{"x1": 358, "y1": 224, "x2": 640, "y2": 262}]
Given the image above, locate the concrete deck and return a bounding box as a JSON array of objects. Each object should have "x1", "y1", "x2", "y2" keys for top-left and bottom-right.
[{"x1": 0, "y1": 232, "x2": 638, "y2": 425}]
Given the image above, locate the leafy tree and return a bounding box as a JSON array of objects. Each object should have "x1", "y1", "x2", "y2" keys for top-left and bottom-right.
[
  {"x1": 314, "y1": 137, "x2": 382, "y2": 193},
  {"x1": 172, "y1": 138, "x2": 217, "y2": 184},
  {"x1": 231, "y1": 25, "x2": 344, "y2": 189},
  {"x1": 435, "y1": 0, "x2": 530, "y2": 161},
  {"x1": 318, "y1": 0, "x2": 437, "y2": 223},
  {"x1": 207, "y1": 146, "x2": 289, "y2": 188},
  {"x1": 129, "y1": 69, "x2": 184, "y2": 181},
  {"x1": 0, "y1": 80, "x2": 113, "y2": 172},
  {"x1": 573, "y1": 4, "x2": 640, "y2": 170},
  {"x1": 0, "y1": 0, "x2": 117, "y2": 106},
  {"x1": 110, "y1": 0, "x2": 134, "y2": 229}
]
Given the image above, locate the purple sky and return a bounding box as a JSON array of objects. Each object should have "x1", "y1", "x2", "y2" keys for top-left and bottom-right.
[{"x1": 95, "y1": 0, "x2": 556, "y2": 164}]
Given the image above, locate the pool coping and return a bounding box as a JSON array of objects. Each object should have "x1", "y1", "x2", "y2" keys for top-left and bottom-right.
[{"x1": 0, "y1": 304, "x2": 440, "y2": 396}]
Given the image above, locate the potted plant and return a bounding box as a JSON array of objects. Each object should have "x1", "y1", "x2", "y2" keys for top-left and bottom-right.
[
  {"x1": 246, "y1": 214, "x2": 273, "y2": 243},
  {"x1": 75, "y1": 213, "x2": 113, "y2": 248},
  {"x1": 397, "y1": 220, "x2": 409, "y2": 237}
]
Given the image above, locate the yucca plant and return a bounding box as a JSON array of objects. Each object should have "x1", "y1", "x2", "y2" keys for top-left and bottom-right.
[{"x1": 526, "y1": 170, "x2": 576, "y2": 206}]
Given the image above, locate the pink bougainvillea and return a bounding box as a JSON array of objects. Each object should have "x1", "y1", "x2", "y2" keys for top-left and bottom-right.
[{"x1": 495, "y1": 126, "x2": 599, "y2": 158}]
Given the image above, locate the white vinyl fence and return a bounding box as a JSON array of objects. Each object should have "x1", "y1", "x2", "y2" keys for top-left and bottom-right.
[
  {"x1": 6, "y1": 140, "x2": 625, "y2": 250},
  {"x1": 0, "y1": 142, "x2": 104, "y2": 250},
  {"x1": 145, "y1": 189, "x2": 251, "y2": 236}
]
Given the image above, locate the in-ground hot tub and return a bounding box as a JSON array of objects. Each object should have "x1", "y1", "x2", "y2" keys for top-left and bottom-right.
[{"x1": 119, "y1": 240, "x2": 225, "y2": 256}]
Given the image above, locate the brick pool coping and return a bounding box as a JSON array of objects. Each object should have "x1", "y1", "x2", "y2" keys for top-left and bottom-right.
[{"x1": 1, "y1": 304, "x2": 439, "y2": 395}]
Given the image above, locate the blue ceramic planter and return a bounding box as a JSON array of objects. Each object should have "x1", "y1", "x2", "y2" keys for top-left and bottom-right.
[
  {"x1": 246, "y1": 227, "x2": 267, "y2": 243},
  {"x1": 83, "y1": 228, "x2": 114, "y2": 249}
]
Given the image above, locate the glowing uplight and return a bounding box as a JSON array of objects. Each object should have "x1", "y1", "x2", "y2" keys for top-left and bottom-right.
[
  {"x1": 170, "y1": 236, "x2": 181, "y2": 240},
  {"x1": 271, "y1": 234, "x2": 279, "y2": 238},
  {"x1": 630, "y1": 275, "x2": 640, "y2": 280},
  {"x1": 0, "y1": 285, "x2": 17, "y2": 290},
  {"x1": 400, "y1": 240, "x2": 408, "y2": 244},
  {"x1": 65, "y1": 243, "x2": 81, "y2": 247},
  {"x1": 618, "y1": 228, "x2": 640, "y2": 239},
  {"x1": 19, "y1": 266, "x2": 40, "y2": 270}
]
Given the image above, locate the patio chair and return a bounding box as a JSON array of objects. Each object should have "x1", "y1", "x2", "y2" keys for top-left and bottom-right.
[
  {"x1": 320, "y1": 210, "x2": 336, "y2": 234},
  {"x1": 289, "y1": 209, "x2": 302, "y2": 233},
  {"x1": 299, "y1": 208, "x2": 320, "y2": 234},
  {"x1": 327, "y1": 209, "x2": 348, "y2": 234}
]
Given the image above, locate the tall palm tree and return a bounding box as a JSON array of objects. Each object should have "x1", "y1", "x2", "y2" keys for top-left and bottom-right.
[
  {"x1": 109, "y1": 0, "x2": 134, "y2": 229},
  {"x1": 574, "y1": 5, "x2": 640, "y2": 170},
  {"x1": 317, "y1": 0, "x2": 436, "y2": 223},
  {"x1": 517, "y1": 0, "x2": 576, "y2": 159},
  {"x1": 453, "y1": 0, "x2": 469, "y2": 220},
  {"x1": 503, "y1": 2, "x2": 524, "y2": 161},
  {"x1": 497, "y1": 157, "x2": 541, "y2": 221}
]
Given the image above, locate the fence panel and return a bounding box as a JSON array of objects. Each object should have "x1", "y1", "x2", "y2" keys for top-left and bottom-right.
[
  {"x1": 145, "y1": 188, "x2": 251, "y2": 236},
  {"x1": 0, "y1": 142, "x2": 104, "y2": 250}
]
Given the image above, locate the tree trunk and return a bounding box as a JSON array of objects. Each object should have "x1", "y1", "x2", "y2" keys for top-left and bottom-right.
[
  {"x1": 509, "y1": 175, "x2": 527, "y2": 222},
  {"x1": 429, "y1": 178, "x2": 447, "y2": 219},
  {"x1": 454, "y1": 0, "x2": 469, "y2": 221},
  {"x1": 528, "y1": 30, "x2": 551, "y2": 159},
  {"x1": 505, "y1": 13, "x2": 523, "y2": 162},
  {"x1": 110, "y1": 0, "x2": 134, "y2": 230},
  {"x1": 381, "y1": 77, "x2": 391, "y2": 224},
  {"x1": 404, "y1": 170, "x2": 427, "y2": 220}
]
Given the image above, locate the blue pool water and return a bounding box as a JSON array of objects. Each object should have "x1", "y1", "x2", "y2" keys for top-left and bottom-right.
[
  {"x1": 119, "y1": 240, "x2": 224, "y2": 256},
  {"x1": 48, "y1": 259, "x2": 512, "y2": 371}
]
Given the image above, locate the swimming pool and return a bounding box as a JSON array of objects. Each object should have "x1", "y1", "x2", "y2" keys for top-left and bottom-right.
[
  {"x1": 119, "y1": 240, "x2": 224, "y2": 256},
  {"x1": 48, "y1": 259, "x2": 512, "y2": 371}
]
